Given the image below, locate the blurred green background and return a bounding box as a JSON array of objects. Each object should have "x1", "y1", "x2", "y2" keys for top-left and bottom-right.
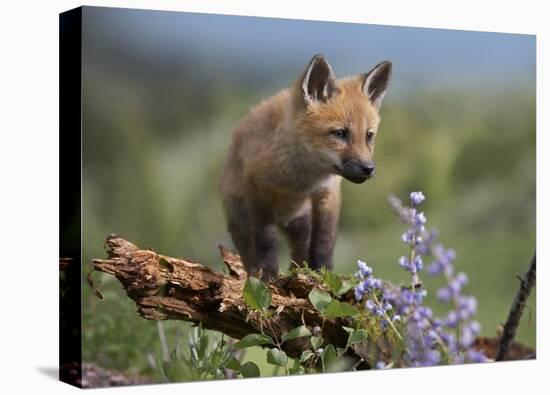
[{"x1": 80, "y1": 7, "x2": 536, "y2": 381}]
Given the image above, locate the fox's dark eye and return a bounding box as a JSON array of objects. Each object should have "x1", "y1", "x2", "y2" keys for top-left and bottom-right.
[
  {"x1": 332, "y1": 128, "x2": 349, "y2": 141},
  {"x1": 366, "y1": 130, "x2": 375, "y2": 143}
]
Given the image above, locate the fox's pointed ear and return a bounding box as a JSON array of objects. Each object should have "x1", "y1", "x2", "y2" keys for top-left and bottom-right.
[
  {"x1": 300, "y1": 54, "x2": 338, "y2": 104},
  {"x1": 361, "y1": 61, "x2": 392, "y2": 108}
]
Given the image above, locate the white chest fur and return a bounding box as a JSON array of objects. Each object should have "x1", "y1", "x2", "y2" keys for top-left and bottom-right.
[
  {"x1": 276, "y1": 175, "x2": 340, "y2": 226},
  {"x1": 311, "y1": 174, "x2": 340, "y2": 193}
]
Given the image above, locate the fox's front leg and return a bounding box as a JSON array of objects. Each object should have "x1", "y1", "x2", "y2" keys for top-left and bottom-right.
[
  {"x1": 309, "y1": 188, "x2": 342, "y2": 271},
  {"x1": 249, "y1": 200, "x2": 279, "y2": 279}
]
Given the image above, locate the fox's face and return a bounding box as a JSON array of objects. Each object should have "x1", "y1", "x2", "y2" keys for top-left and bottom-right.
[{"x1": 293, "y1": 55, "x2": 392, "y2": 184}]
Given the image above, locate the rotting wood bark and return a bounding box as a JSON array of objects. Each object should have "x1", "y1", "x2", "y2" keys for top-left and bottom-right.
[{"x1": 92, "y1": 234, "x2": 354, "y2": 360}]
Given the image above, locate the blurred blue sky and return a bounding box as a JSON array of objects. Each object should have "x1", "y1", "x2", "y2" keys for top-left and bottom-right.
[{"x1": 83, "y1": 6, "x2": 535, "y2": 95}]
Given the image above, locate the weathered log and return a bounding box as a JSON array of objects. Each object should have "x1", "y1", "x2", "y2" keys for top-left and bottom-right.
[
  {"x1": 91, "y1": 234, "x2": 535, "y2": 363},
  {"x1": 92, "y1": 234, "x2": 353, "y2": 360}
]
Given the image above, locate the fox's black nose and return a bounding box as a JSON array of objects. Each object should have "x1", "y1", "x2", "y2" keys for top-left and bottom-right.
[
  {"x1": 340, "y1": 158, "x2": 375, "y2": 183},
  {"x1": 361, "y1": 162, "x2": 375, "y2": 176}
]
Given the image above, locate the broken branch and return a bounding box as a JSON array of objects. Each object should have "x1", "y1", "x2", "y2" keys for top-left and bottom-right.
[
  {"x1": 92, "y1": 234, "x2": 353, "y2": 360},
  {"x1": 496, "y1": 253, "x2": 536, "y2": 361}
]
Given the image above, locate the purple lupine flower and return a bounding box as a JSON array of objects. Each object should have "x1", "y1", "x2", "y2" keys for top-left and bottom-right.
[
  {"x1": 436, "y1": 286, "x2": 452, "y2": 303},
  {"x1": 427, "y1": 260, "x2": 444, "y2": 276},
  {"x1": 414, "y1": 289, "x2": 427, "y2": 304},
  {"x1": 413, "y1": 255, "x2": 423, "y2": 272},
  {"x1": 438, "y1": 248, "x2": 457, "y2": 270},
  {"x1": 365, "y1": 299, "x2": 376, "y2": 311},
  {"x1": 466, "y1": 349, "x2": 489, "y2": 363},
  {"x1": 424, "y1": 350, "x2": 441, "y2": 366},
  {"x1": 354, "y1": 260, "x2": 378, "y2": 301},
  {"x1": 449, "y1": 278, "x2": 462, "y2": 294},
  {"x1": 460, "y1": 320, "x2": 481, "y2": 348},
  {"x1": 425, "y1": 329, "x2": 439, "y2": 348},
  {"x1": 410, "y1": 191, "x2": 425, "y2": 206},
  {"x1": 452, "y1": 354, "x2": 465, "y2": 364},
  {"x1": 398, "y1": 256, "x2": 409, "y2": 269},
  {"x1": 457, "y1": 295, "x2": 477, "y2": 320},
  {"x1": 401, "y1": 230, "x2": 414, "y2": 244},
  {"x1": 397, "y1": 255, "x2": 424, "y2": 274},
  {"x1": 386, "y1": 191, "x2": 488, "y2": 367},
  {"x1": 363, "y1": 277, "x2": 376, "y2": 290},
  {"x1": 468, "y1": 320, "x2": 481, "y2": 334},
  {"x1": 414, "y1": 212, "x2": 427, "y2": 227},
  {"x1": 416, "y1": 306, "x2": 432, "y2": 319},
  {"x1": 357, "y1": 260, "x2": 373, "y2": 278},
  {"x1": 354, "y1": 261, "x2": 401, "y2": 331},
  {"x1": 445, "y1": 311, "x2": 459, "y2": 328},
  {"x1": 354, "y1": 285, "x2": 365, "y2": 301},
  {"x1": 401, "y1": 289, "x2": 416, "y2": 306},
  {"x1": 373, "y1": 278, "x2": 383, "y2": 289}
]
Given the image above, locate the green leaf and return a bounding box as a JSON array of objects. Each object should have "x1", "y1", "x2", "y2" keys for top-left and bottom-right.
[
  {"x1": 243, "y1": 277, "x2": 272, "y2": 312},
  {"x1": 337, "y1": 280, "x2": 354, "y2": 296},
  {"x1": 281, "y1": 325, "x2": 312, "y2": 342},
  {"x1": 213, "y1": 347, "x2": 232, "y2": 370},
  {"x1": 197, "y1": 330, "x2": 209, "y2": 360},
  {"x1": 162, "y1": 358, "x2": 189, "y2": 382},
  {"x1": 342, "y1": 326, "x2": 355, "y2": 334},
  {"x1": 299, "y1": 350, "x2": 314, "y2": 363},
  {"x1": 321, "y1": 344, "x2": 338, "y2": 372},
  {"x1": 267, "y1": 348, "x2": 288, "y2": 367},
  {"x1": 289, "y1": 359, "x2": 305, "y2": 375},
  {"x1": 308, "y1": 289, "x2": 332, "y2": 313},
  {"x1": 310, "y1": 336, "x2": 323, "y2": 350},
  {"x1": 323, "y1": 271, "x2": 353, "y2": 296},
  {"x1": 324, "y1": 300, "x2": 358, "y2": 318},
  {"x1": 240, "y1": 361, "x2": 260, "y2": 378},
  {"x1": 225, "y1": 355, "x2": 241, "y2": 371},
  {"x1": 234, "y1": 333, "x2": 274, "y2": 349},
  {"x1": 323, "y1": 271, "x2": 343, "y2": 295},
  {"x1": 349, "y1": 329, "x2": 369, "y2": 345}
]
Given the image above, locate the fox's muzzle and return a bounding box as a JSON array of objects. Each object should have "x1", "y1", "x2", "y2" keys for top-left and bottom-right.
[{"x1": 336, "y1": 158, "x2": 375, "y2": 184}]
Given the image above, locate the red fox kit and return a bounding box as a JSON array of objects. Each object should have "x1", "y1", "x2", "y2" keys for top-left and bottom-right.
[{"x1": 221, "y1": 54, "x2": 392, "y2": 279}]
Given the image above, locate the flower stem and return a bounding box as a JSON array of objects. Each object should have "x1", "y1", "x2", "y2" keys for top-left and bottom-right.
[
  {"x1": 372, "y1": 293, "x2": 403, "y2": 341},
  {"x1": 410, "y1": 237, "x2": 418, "y2": 290},
  {"x1": 441, "y1": 268, "x2": 462, "y2": 350}
]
